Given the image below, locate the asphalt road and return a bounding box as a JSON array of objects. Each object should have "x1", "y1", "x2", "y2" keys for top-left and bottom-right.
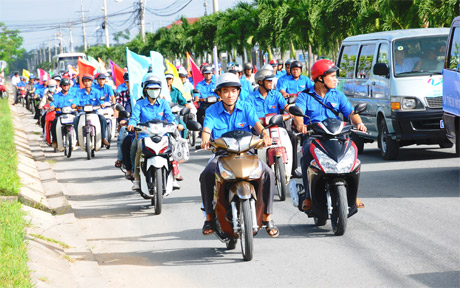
[{"x1": 44, "y1": 135, "x2": 460, "y2": 287}]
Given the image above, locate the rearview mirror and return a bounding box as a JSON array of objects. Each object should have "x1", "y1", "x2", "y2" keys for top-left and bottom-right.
[
  {"x1": 192, "y1": 89, "x2": 200, "y2": 94},
  {"x1": 288, "y1": 106, "x2": 305, "y2": 117},
  {"x1": 186, "y1": 120, "x2": 202, "y2": 131},
  {"x1": 180, "y1": 107, "x2": 190, "y2": 116},
  {"x1": 115, "y1": 103, "x2": 125, "y2": 111},
  {"x1": 373, "y1": 63, "x2": 389, "y2": 77},
  {"x1": 268, "y1": 114, "x2": 284, "y2": 126},
  {"x1": 354, "y1": 103, "x2": 368, "y2": 115}
]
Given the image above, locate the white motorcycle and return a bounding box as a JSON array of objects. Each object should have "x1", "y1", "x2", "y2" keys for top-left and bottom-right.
[
  {"x1": 55, "y1": 106, "x2": 77, "y2": 158},
  {"x1": 77, "y1": 104, "x2": 103, "y2": 160},
  {"x1": 99, "y1": 102, "x2": 117, "y2": 149},
  {"x1": 257, "y1": 113, "x2": 293, "y2": 201}
]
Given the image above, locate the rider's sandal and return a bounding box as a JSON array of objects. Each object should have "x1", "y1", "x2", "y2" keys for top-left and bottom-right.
[
  {"x1": 125, "y1": 174, "x2": 134, "y2": 181},
  {"x1": 202, "y1": 220, "x2": 215, "y2": 235},
  {"x1": 262, "y1": 220, "x2": 279, "y2": 238},
  {"x1": 115, "y1": 160, "x2": 122, "y2": 168}
]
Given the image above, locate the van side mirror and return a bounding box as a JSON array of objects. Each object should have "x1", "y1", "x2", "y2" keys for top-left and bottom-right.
[{"x1": 373, "y1": 63, "x2": 389, "y2": 77}]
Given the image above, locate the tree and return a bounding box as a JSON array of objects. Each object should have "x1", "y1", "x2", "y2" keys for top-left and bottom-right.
[{"x1": 0, "y1": 23, "x2": 25, "y2": 73}]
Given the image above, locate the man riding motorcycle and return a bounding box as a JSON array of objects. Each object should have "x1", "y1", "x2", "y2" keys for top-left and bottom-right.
[
  {"x1": 293, "y1": 59, "x2": 367, "y2": 211},
  {"x1": 195, "y1": 65, "x2": 217, "y2": 126},
  {"x1": 279, "y1": 60, "x2": 314, "y2": 98},
  {"x1": 246, "y1": 68, "x2": 302, "y2": 179},
  {"x1": 93, "y1": 73, "x2": 115, "y2": 104},
  {"x1": 199, "y1": 73, "x2": 279, "y2": 237}
]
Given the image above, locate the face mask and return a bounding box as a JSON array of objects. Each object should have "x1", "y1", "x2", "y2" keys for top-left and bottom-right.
[
  {"x1": 147, "y1": 89, "x2": 160, "y2": 99},
  {"x1": 48, "y1": 86, "x2": 56, "y2": 93}
]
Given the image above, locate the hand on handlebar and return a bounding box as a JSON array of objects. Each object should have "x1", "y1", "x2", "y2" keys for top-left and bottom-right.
[
  {"x1": 127, "y1": 125, "x2": 135, "y2": 132},
  {"x1": 262, "y1": 131, "x2": 272, "y2": 147},
  {"x1": 297, "y1": 124, "x2": 308, "y2": 134},
  {"x1": 356, "y1": 123, "x2": 367, "y2": 133}
]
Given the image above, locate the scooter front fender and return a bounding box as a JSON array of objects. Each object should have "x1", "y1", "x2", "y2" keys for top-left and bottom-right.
[
  {"x1": 229, "y1": 181, "x2": 256, "y2": 201},
  {"x1": 146, "y1": 156, "x2": 169, "y2": 170}
]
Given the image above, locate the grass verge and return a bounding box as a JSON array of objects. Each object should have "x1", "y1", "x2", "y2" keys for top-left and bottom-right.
[
  {"x1": 0, "y1": 202, "x2": 32, "y2": 287},
  {"x1": 0, "y1": 99, "x2": 32, "y2": 287},
  {"x1": 0, "y1": 98, "x2": 21, "y2": 196}
]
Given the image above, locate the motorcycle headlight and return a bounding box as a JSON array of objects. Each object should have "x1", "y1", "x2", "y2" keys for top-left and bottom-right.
[
  {"x1": 218, "y1": 161, "x2": 235, "y2": 180},
  {"x1": 249, "y1": 161, "x2": 263, "y2": 179},
  {"x1": 314, "y1": 145, "x2": 356, "y2": 173}
]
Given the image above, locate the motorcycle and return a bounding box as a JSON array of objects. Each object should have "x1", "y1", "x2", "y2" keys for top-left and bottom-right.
[
  {"x1": 187, "y1": 119, "x2": 279, "y2": 261},
  {"x1": 55, "y1": 106, "x2": 77, "y2": 158},
  {"x1": 76, "y1": 104, "x2": 103, "y2": 160},
  {"x1": 135, "y1": 119, "x2": 182, "y2": 215},
  {"x1": 289, "y1": 103, "x2": 367, "y2": 236},
  {"x1": 194, "y1": 89, "x2": 218, "y2": 127},
  {"x1": 258, "y1": 113, "x2": 293, "y2": 201},
  {"x1": 18, "y1": 86, "x2": 27, "y2": 107},
  {"x1": 0, "y1": 83, "x2": 7, "y2": 99},
  {"x1": 99, "y1": 102, "x2": 117, "y2": 149}
]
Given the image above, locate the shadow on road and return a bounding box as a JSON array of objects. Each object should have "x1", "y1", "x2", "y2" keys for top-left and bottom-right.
[{"x1": 359, "y1": 147, "x2": 457, "y2": 164}]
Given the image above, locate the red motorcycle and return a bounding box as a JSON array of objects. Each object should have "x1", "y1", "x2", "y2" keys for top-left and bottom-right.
[
  {"x1": 18, "y1": 86, "x2": 27, "y2": 106},
  {"x1": 0, "y1": 84, "x2": 7, "y2": 99}
]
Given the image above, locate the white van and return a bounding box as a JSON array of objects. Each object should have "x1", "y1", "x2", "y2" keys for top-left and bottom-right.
[{"x1": 337, "y1": 28, "x2": 450, "y2": 160}]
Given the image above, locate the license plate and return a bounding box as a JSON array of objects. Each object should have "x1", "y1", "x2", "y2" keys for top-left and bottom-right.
[
  {"x1": 440, "y1": 120, "x2": 444, "y2": 129},
  {"x1": 60, "y1": 115, "x2": 74, "y2": 124}
]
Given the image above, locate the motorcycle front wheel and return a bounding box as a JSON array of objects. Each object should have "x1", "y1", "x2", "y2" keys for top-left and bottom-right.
[
  {"x1": 240, "y1": 199, "x2": 254, "y2": 261},
  {"x1": 331, "y1": 185, "x2": 348, "y2": 236},
  {"x1": 85, "y1": 132, "x2": 91, "y2": 160},
  {"x1": 65, "y1": 130, "x2": 72, "y2": 158},
  {"x1": 274, "y1": 156, "x2": 287, "y2": 201},
  {"x1": 152, "y1": 168, "x2": 163, "y2": 215}
]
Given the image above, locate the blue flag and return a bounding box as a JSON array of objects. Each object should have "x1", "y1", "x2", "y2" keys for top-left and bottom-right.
[
  {"x1": 150, "y1": 51, "x2": 170, "y2": 101},
  {"x1": 126, "y1": 48, "x2": 152, "y2": 107}
]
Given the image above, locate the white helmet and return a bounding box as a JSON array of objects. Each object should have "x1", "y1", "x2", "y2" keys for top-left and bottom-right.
[{"x1": 215, "y1": 73, "x2": 241, "y2": 91}]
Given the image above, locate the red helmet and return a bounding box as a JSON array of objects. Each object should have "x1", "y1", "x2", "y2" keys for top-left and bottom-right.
[
  {"x1": 269, "y1": 59, "x2": 278, "y2": 66},
  {"x1": 311, "y1": 59, "x2": 339, "y2": 81}
]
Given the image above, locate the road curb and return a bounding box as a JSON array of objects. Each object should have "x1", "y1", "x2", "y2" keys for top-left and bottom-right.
[{"x1": 10, "y1": 99, "x2": 72, "y2": 214}]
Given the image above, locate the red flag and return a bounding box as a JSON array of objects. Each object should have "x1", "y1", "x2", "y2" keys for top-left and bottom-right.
[
  {"x1": 109, "y1": 60, "x2": 125, "y2": 88},
  {"x1": 254, "y1": 65, "x2": 257, "y2": 73},
  {"x1": 187, "y1": 52, "x2": 203, "y2": 88},
  {"x1": 77, "y1": 57, "x2": 96, "y2": 88}
]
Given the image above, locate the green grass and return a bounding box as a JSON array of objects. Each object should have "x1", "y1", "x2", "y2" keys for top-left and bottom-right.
[
  {"x1": 0, "y1": 98, "x2": 21, "y2": 196},
  {"x1": 29, "y1": 233, "x2": 70, "y2": 249},
  {"x1": 0, "y1": 202, "x2": 32, "y2": 287}
]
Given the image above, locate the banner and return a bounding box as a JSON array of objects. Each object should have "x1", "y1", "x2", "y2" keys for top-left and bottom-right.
[
  {"x1": 98, "y1": 57, "x2": 108, "y2": 74},
  {"x1": 165, "y1": 59, "x2": 191, "y2": 101},
  {"x1": 87, "y1": 56, "x2": 100, "y2": 72},
  {"x1": 109, "y1": 60, "x2": 125, "y2": 88},
  {"x1": 22, "y1": 69, "x2": 30, "y2": 80},
  {"x1": 186, "y1": 52, "x2": 203, "y2": 88},
  {"x1": 77, "y1": 57, "x2": 97, "y2": 88},
  {"x1": 150, "y1": 51, "x2": 170, "y2": 101},
  {"x1": 68, "y1": 65, "x2": 78, "y2": 76},
  {"x1": 127, "y1": 48, "x2": 152, "y2": 106}
]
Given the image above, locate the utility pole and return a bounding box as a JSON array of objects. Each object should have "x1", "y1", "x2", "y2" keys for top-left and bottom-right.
[
  {"x1": 54, "y1": 33, "x2": 57, "y2": 56},
  {"x1": 204, "y1": 0, "x2": 208, "y2": 16},
  {"x1": 81, "y1": 4, "x2": 88, "y2": 51},
  {"x1": 59, "y1": 25, "x2": 63, "y2": 54},
  {"x1": 139, "y1": 0, "x2": 145, "y2": 42},
  {"x1": 48, "y1": 40, "x2": 51, "y2": 63},
  {"x1": 212, "y1": 0, "x2": 219, "y2": 76},
  {"x1": 150, "y1": 21, "x2": 153, "y2": 33},
  {"x1": 69, "y1": 18, "x2": 74, "y2": 53},
  {"x1": 103, "y1": 0, "x2": 110, "y2": 48}
]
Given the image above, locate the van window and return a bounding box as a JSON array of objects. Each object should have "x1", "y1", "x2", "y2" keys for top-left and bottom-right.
[
  {"x1": 356, "y1": 44, "x2": 376, "y2": 79},
  {"x1": 447, "y1": 27, "x2": 460, "y2": 70},
  {"x1": 393, "y1": 36, "x2": 447, "y2": 76},
  {"x1": 338, "y1": 45, "x2": 358, "y2": 78},
  {"x1": 377, "y1": 43, "x2": 389, "y2": 64}
]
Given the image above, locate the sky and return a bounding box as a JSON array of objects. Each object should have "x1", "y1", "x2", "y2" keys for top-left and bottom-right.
[{"x1": 0, "y1": 0, "x2": 250, "y2": 51}]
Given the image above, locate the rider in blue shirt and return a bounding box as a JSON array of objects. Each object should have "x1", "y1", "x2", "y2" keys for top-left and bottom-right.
[
  {"x1": 294, "y1": 59, "x2": 367, "y2": 211},
  {"x1": 73, "y1": 74, "x2": 110, "y2": 146},
  {"x1": 93, "y1": 73, "x2": 115, "y2": 103},
  {"x1": 199, "y1": 73, "x2": 279, "y2": 238},
  {"x1": 279, "y1": 60, "x2": 314, "y2": 98},
  {"x1": 195, "y1": 65, "x2": 217, "y2": 126},
  {"x1": 116, "y1": 73, "x2": 129, "y2": 94},
  {"x1": 49, "y1": 78, "x2": 78, "y2": 145}
]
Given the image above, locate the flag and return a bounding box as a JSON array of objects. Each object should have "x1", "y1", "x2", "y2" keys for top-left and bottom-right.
[
  {"x1": 87, "y1": 56, "x2": 100, "y2": 72},
  {"x1": 68, "y1": 65, "x2": 78, "y2": 76},
  {"x1": 37, "y1": 68, "x2": 49, "y2": 85},
  {"x1": 127, "y1": 48, "x2": 152, "y2": 106},
  {"x1": 165, "y1": 59, "x2": 191, "y2": 101},
  {"x1": 187, "y1": 52, "x2": 203, "y2": 88},
  {"x1": 150, "y1": 51, "x2": 170, "y2": 101},
  {"x1": 77, "y1": 57, "x2": 97, "y2": 88},
  {"x1": 98, "y1": 57, "x2": 108, "y2": 74},
  {"x1": 109, "y1": 60, "x2": 125, "y2": 88},
  {"x1": 22, "y1": 69, "x2": 30, "y2": 80}
]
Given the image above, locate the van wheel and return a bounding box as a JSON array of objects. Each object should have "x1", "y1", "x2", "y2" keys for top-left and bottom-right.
[
  {"x1": 351, "y1": 133, "x2": 364, "y2": 154},
  {"x1": 378, "y1": 118, "x2": 399, "y2": 160}
]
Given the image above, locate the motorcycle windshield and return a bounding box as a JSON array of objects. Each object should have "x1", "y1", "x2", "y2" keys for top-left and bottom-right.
[
  {"x1": 143, "y1": 120, "x2": 176, "y2": 136},
  {"x1": 312, "y1": 118, "x2": 351, "y2": 135}
]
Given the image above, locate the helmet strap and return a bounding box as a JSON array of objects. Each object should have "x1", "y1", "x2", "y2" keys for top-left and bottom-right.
[{"x1": 318, "y1": 76, "x2": 330, "y2": 90}]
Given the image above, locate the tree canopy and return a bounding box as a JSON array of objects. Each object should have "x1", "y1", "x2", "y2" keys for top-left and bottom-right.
[{"x1": 0, "y1": 23, "x2": 25, "y2": 73}]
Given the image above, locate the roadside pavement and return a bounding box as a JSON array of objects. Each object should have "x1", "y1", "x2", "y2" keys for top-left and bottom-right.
[{"x1": 7, "y1": 93, "x2": 109, "y2": 287}]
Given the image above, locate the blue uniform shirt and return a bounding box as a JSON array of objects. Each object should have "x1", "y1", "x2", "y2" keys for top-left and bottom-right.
[
  {"x1": 128, "y1": 98, "x2": 175, "y2": 127},
  {"x1": 50, "y1": 90, "x2": 79, "y2": 108},
  {"x1": 76, "y1": 88, "x2": 103, "y2": 106},
  {"x1": 116, "y1": 83, "x2": 128, "y2": 94},
  {"x1": 279, "y1": 75, "x2": 314, "y2": 95},
  {"x1": 275, "y1": 70, "x2": 285, "y2": 78},
  {"x1": 35, "y1": 85, "x2": 47, "y2": 98},
  {"x1": 92, "y1": 84, "x2": 114, "y2": 102},
  {"x1": 240, "y1": 77, "x2": 253, "y2": 95},
  {"x1": 196, "y1": 79, "x2": 217, "y2": 99},
  {"x1": 295, "y1": 88, "x2": 353, "y2": 124},
  {"x1": 246, "y1": 89, "x2": 287, "y2": 118},
  {"x1": 204, "y1": 100, "x2": 259, "y2": 139},
  {"x1": 17, "y1": 81, "x2": 27, "y2": 87}
]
